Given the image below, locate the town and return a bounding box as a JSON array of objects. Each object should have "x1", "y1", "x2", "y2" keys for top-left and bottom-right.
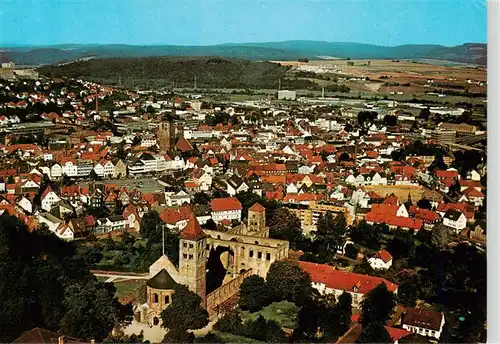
[{"x1": 0, "y1": 54, "x2": 487, "y2": 344}]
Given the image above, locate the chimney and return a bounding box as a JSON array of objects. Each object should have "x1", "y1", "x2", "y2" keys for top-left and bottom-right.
[{"x1": 58, "y1": 336, "x2": 64, "y2": 344}]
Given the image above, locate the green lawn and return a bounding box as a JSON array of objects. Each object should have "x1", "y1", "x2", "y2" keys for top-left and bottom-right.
[
  {"x1": 213, "y1": 331, "x2": 264, "y2": 343},
  {"x1": 239, "y1": 301, "x2": 299, "y2": 329},
  {"x1": 113, "y1": 279, "x2": 145, "y2": 299},
  {"x1": 96, "y1": 276, "x2": 109, "y2": 283}
]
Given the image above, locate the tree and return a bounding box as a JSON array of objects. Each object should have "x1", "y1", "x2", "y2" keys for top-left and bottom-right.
[
  {"x1": 60, "y1": 279, "x2": 133, "y2": 341},
  {"x1": 193, "y1": 192, "x2": 211, "y2": 205},
  {"x1": 269, "y1": 208, "x2": 303, "y2": 250},
  {"x1": 160, "y1": 284, "x2": 209, "y2": 332},
  {"x1": 383, "y1": 115, "x2": 397, "y2": 127},
  {"x1": 239, "y1": 275, "x2": 270, "y2": 312},
  {"x1": 213, "y1": 311, "x2": 242, "y2": 333},
  {"x1": 430, "y1": 224, "x2": 449, "y2": 249},
  {"x1": 344, "y1": 243, "x2": 359, "y2": 260},
  {"x1": 163, "y1": 329, "x2": 195, "y2": 343},
  {"x1": 386, "y1": 229, "x2": 415, "y2": 259},
  {"x1": 195, "y1": 332, "x2": 223, "y2": 343},
  {"x1": 314, "y1": 212, "x2": 347, "y2": 261},
  {"x1": 397, "y1": 277, "x2": 419, "y2": 307},
  {"x1": 7, "y1": 175, "x2": 14, "y2": 184},
  {"x1": 357, "y1": 322, "x2": 392, "y2": 343},
  {"x1": 266, "y1": 260, "x2": 312, "y2": 305},
  {"x1": 398, "y1": 333, "x2": 432, "y2": 343},
  {"x1": 416, "y1": 198, "x2": 432, "y2": 210},
  {"x1": 140, "y1": 210, "x2": 163, "y2": 243},
  {"x1": 419, "y1": 107, "x2": 431, "y2": 121},
  {"x1": 360, "y1": 283, "x2": 397, "y2": 327},
  {"x1": 349, "y1": 221, "x2": 382, "y2": 250},
  {"x1": 334, "y1": 292, "x2": 353, "y2": 336},
  {"x1": 0, "y1": 215, "x2": 129, "y2": 342}
]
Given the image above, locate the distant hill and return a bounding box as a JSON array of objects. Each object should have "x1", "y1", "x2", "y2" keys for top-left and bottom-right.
[
  {"x1": 0, "y1": 41, "x2": 487, "y2": 66},
  {"x1": 37, "y1": 56, "x2": 320, "y2": 90}
]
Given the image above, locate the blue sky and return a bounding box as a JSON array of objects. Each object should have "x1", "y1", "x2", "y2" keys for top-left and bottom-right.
[{"x1": 1, "y1": 0, "x2": 487, "y2": 47}]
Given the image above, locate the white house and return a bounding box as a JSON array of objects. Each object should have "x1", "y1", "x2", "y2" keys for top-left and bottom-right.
[
  {"x1": 298, "y1": 261, "x2": 398, "y2": 309},
  {"x1": 442, "y1": 209, "x2": 467, "y2": 234},
  {"x1": 50, "y1": 163, "x2": 63, "y2": 179},
  {"x1": 38, "y1": 212, "x2": 63, "y2": 233},
  {"x1": 401, "y1": 307, "x2": 445, "y2": 340},
  {"x1": 226, "y1": 176, "x2": 248, "y2": 196},
  {"x1": 368, "y1": 249, "x2": 393, "y2": 270},
  {"x1": 94, "y1": 162, "x2": 105, "y2": 178},
  {"x1": 62, "y1": 160, "x2": 78, "y2": 177},
  {"x1": 165, "y1": 191, "x2": 191, "y2": 207},
  {"x1": 210, "y1": 197, "x2": 243, "y2": 222},
  {"x1": 41, "y1": 186, "x2": 61, "y2": 211}
]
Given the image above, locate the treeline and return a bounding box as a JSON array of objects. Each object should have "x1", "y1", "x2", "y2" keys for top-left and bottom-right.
[
  {"x1": 38, "y1": 57, "x2": 307, "y2": 90},
  {"x1": 0, "y1": 214, "x2": 132, "y2": 342}
]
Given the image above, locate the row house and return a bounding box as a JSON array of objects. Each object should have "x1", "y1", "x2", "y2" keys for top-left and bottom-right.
[
  {"x1": 210, "y1": 197, "x2": 243, "y2": 223},
  {"x1": 95, "y1": 215, "x2": 128, "y2": 234},
  {"x1": 298, "y1": 261, "x2": 398, "y2": 309}
]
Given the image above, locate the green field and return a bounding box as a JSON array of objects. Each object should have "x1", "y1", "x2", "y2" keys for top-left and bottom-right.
[
  {"x1": 113, "y1": 279, "x2": 145, "y2": 299},
  {"x1": 240, "y1": 301, "x2": 299, "y2": 329},
  {"x1": 213, "y1": 331, "x2": 264, "y2": 343}
]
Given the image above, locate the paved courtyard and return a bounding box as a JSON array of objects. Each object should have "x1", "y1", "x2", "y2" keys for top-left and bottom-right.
[{"x1": 122, "y1": 317, "x2": 218, "y2": 343}]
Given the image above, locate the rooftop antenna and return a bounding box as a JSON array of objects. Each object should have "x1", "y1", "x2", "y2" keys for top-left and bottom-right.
[
  {"x1": 161, "y1": 224, "x2": 165, "y2": 256},
  {"x1": 194, "y1": 75, "x2": 197, "y2": 90},
  {"x1": 278, "y1": 78, "x2": 281, "y2": 91},
  {"x1": 95, "y1": 88, "x2": 98, "y2": 113},
  {"x1": 322, "y1": 87, "x2": 325, "y2": 99}
]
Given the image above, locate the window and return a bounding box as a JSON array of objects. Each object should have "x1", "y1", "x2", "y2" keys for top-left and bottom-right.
[
  {"x1": 249, "y1": 250, "x2": 254, "y2": 258},
  {"x1": 183, "y1": 243, "x2": 187, "y2": 248},
  {"x1": 258, "y1": 251, "x2": 262, "y2": 259},
  {"x1": 189, "y1": 254, "x2": 193, "y2": 260},
  {"x1": 165, "y1": 295, "x2": 170, "y2": 304},
  {"x1": 206, "y1": 244, "x2": 210, "y2": 250},
  {"x1": 266, "y1": 253, "x2": 271, "y2": 260},
  {"x1": 189, "y1": 243, "x2": 194, "y2": 248},
  {"x1": 183, "y1": 253, "x2": 187, "y2": 259},
  {"x1": 154, "y1": 293, "x2": 159, "y2": 303}
]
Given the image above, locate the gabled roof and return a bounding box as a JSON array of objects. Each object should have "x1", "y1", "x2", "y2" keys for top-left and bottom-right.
[
  {"x1": 13, "y1": 327, "x2": 84, "y2": 344},
  {"x1": 210, "y1": 197, "x2": 242, "y2": 212},
  {"x1": 146, "y1": 268, "x2": 177, "y2": 290},
  {"x1": 298, "y1": 261, "x2": 398, "y2": 295},
  {"x1": 402, "y1": 307, "x2": 443, "y2": 331},
  {"x1": 372, "y1": 249, "x2": 393, "y2": 263},
  {"x1": 249, "y1": 202, "x2": 265, "y2": 213},
  {"x1": 180, "y1": 213, "x2": 207, "y2": 241}
]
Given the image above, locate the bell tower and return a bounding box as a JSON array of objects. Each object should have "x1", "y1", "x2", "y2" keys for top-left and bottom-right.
[
  {"x1": 178, "y1": 213, "x2": 207, "y2": 306},
  {"x1": 247, "y1": 203, "x2": 266, "y2": 233}
]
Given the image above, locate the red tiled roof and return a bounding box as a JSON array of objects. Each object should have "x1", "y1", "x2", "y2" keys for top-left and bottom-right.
[
  {"x1": 365, "y1": 212, "x2": 423, "y2": 230},
  {"x1": 386, "y1": 326, "x2": 412, "y2": 342},
  {"x1": 176, "y1": 137, "x2": 194, "y2": 152},
  {"x1": 298, "y1": 261, "x2": 398, "y2": 295},
  {"x1": 409, "y1": 206, "x2": 441, "y2": 222},
  {"x1": 373, "y1": 249, "x2": 393, "y2": 263},
  {"x1": 463, "y1": 187, "x2": 484, "y2": 198},
  {"x1": 248, "y1": 202, "x2": 265, "y2": 213},
  {"x1": 180, "y1": 213, "x2": 207, "y2": 241},
  {"x1": 210, "y1": 197, "x2": 242, "y2": 212},
  {"x1": 435, "y1": 169, "x2": 459, "y2": 179}
]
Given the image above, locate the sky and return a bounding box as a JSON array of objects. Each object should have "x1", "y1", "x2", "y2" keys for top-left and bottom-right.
[{"x1": 1, "y1": 0, "x2": 487, "y2": 47}]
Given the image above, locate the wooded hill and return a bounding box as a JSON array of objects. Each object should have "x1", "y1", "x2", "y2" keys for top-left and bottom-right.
[{"x1": 38, "y1": 56, "x2": 321, "y2": 90}]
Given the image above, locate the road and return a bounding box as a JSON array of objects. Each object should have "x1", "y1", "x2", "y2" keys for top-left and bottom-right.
[{"x1": 91, "y1": 270, "x2": 149, "y2": 283}]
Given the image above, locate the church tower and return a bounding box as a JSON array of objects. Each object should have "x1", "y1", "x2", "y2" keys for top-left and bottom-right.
[
  {"x1": 157, "y1": 121, "x2": 175, "y2": 153},
  {"x1": 247, "y1": 203, "x2": 267, "y2": 234},
  {"x1": 178, "y1": 213, "x2": 208, "y2": 306}
]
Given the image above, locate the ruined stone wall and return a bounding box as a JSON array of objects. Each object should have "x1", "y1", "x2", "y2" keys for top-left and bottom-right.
[{"x1": 206, "y1": 269, "x2": 253, "y2": 316}]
